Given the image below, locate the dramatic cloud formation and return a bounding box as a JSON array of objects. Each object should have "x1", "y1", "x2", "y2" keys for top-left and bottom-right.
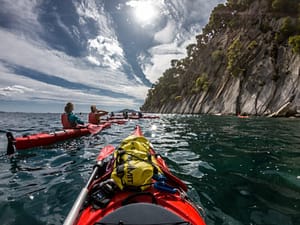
[{"x1": 0, "y1": 0, "x2": 225, "y2": 112}]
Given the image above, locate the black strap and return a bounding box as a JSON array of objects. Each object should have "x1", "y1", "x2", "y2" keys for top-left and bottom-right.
[
  {"x1": 114, "y1": 147, "x2": 160, "y2": 174},
  {"x1": 121, "y1": 192, "x2": 157, "y2": 206},
  {"x1": 96, "y1": 221, "x2": 190, "y2": 225}
]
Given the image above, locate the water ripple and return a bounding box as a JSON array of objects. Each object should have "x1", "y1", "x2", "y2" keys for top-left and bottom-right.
[{"x1": 0, "y1": 113, "x2": 299, "y2": 225}]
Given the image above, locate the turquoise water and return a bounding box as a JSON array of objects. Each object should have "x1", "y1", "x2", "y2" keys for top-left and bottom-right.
[{"x1": 0, "y1": 112, "x2": 299, "y2": 225}]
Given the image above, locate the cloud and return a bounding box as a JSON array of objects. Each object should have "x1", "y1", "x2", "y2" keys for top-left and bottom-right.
[
  {"x1": 0, "y1": 0, "x2": 40, "y2": 28},
  {"x1": 0, "y1": 0, "x2": 151, "y2": 112},
  {"x1": 0, "y1": 29, "x2": 124, "y2": 87},
  {"x1": 139, "y1": 0, "x2": 226, "y2": 83},
  {"x1": 0, "y1": 67, "x2": 140, "y2": 110},
  {"x1": 154, "y1": 20, "x2": 176, "y2": 44},
  {"x1": 126, "y1": 0, "x2": 162, "y2": 27},
  {"x1": 142, "y1": 43, "x2": 186, "y2": 83},
  {"x1": 0, "y1": 0, "x2": 226, "y2": 112},
  {"x1": 75, "y1": 1, "x2": 132, "y2": 71},
  {"x1": 0, "y1": 29, "x2": 147, "y2": 111},
  {"x1": 87, "y1": 35, "x2": 124, "y2": 69},
  {"x1": 0, "y1": 85, "x2": 34, "y2": 97}
]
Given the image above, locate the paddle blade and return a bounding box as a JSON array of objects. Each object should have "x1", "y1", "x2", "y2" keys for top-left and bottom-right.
[
  {"x1": 88, "y1": 122, "x2": 111, "y2": 135},
  {"x1": 97, "y1": 145, "x2": 115, "y2": 161}
]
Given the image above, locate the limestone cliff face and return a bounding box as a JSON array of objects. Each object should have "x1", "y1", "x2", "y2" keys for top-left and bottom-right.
[{"x1": 141, "y1": 0, "x2": 300, "y2": 116}]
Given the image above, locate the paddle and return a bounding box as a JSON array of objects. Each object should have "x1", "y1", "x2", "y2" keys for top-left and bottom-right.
[{"x1": 63, "y1": 145, "x2": 115, "y2": 225}]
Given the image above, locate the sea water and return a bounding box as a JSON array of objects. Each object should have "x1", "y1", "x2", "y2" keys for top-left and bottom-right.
[{"x1": 0, "y1": 112, "x2": 299, "y2": 225}]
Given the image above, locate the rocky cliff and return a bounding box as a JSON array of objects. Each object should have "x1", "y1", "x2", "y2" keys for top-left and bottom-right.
[{"x1": 141, "y1": 0, "x2": 300, "y2": 116}]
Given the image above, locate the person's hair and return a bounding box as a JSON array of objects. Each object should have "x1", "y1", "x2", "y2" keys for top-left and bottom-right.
[
  {"x1": 64, "y1": 102, "x2": 74, "y2": 113},
  {"x1": 6, "y1": 132, "x2": 14, "y2": 140},
  {"x1": 91, "y1": 105, "x2": 97, "y2": 113}
]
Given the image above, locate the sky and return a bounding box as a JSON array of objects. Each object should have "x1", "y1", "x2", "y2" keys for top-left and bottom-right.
[{"x1": 0, "y1": 0, "x2": 225, "y2": 113}]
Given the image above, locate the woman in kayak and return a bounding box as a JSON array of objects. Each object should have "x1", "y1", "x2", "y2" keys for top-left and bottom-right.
[
  {"x1": 61, "y1": 102, "x2": 85, "y2": 129},
  {"x1": 88, "y1": 105, "x2": 108, "y2": 124}
]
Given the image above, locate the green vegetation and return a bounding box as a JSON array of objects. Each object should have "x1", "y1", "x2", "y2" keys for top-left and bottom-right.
[
  {"x1": 280, "y1": 17, "x2": 296, "y2": 36},
  {"x1": 211, "y1": 50, "x2": 224, "y2": 61},
  {"x1": 288, "y1": 35, "x2": 300, "y2": 53},
  {"x1": 272, "y1": 0, "x2": 287, "y2": 11},
  {"x1": 271, "y1": 0, "x2": 299, "y2": 15},
  {"x1": 227, "y1": 38, "x2": 244, "y2": 77},
  {"x1": 174, "y1": 96, "x2": 182, "y2": 101},
  {"x1": 227, "y1": 0, "x2": 252, "y2": 10},
  {"x1": 193, "y1": 73, "x2": 209, "y2": 93},
  {"x1": 186, "y1": 44, "x2": 197, "y2": 58},
  {"x1": 141, "y1": 0, "x2": 300, "y2": 111},
  {"x1": 247, "y1": 40, "x2": 258, "y2": 50},
  {"x1": 142, "y1": 67, "x2": 181, "y2": 109},
  {"x1": 171, "y1": 59, "x2": 179, "y2": 68},
  {"x1": 276, "y1": 16, "x2": 300, "y2": 43},
  {"x1": 259, "y1": 22, "x2": 273, "y2": 33},
  {"x1": 203, "y1": 4, "x2": 230, "y2": 35}
]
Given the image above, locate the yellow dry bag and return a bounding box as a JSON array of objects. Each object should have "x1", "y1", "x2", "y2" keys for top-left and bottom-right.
[{"x1": 111, "y1": 135, "x2": 161, "y2": 191}]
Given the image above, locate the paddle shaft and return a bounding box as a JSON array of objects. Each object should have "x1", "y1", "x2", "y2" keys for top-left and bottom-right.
[{"x1": 63, "y1": 162, "x2": 102, "y2": 225}]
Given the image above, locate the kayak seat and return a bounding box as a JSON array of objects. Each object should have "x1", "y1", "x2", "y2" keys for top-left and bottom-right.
[{"x1": 96, "y1": 202, "x2": 189, "y2": 225}]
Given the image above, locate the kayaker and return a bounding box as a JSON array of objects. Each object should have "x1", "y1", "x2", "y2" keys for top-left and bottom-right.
[
  {"x1": 88, "y1": 105, "x2": 108, "y2": 124},
  {"x1": 6, "y1": 132, "x2": 16, "y2": 157},
  {"x1": 61, "y1": 102, "x2": 85, "y2": 129},
  {"x1": 138, "y1": 111, "x2": 143, "y2": 118},
  {"x1": 123, "y1": 111, "x2": 128, "y2": 119},
  {"x1": 238, "y1": 112, "x2": 249, "y2": 118}
]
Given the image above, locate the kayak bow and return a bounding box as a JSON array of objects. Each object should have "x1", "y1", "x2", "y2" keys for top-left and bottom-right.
[{"x1": 64, "y1": 125, "x2": 206, "y2": 225}]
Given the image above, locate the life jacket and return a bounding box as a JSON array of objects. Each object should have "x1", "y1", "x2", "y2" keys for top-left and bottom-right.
[
  {"x1": 88, "y1": 113, "x2": 99, "y2": 124},
  {"x1": 61, "y1": 113, "x2": 73, "y2": 129},
  {"x1": 111, "y1": 135, "x2": 162, "y2": 191}
]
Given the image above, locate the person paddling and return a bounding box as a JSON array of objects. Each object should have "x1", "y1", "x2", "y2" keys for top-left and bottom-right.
[
  {"x1": 6, "y1": 132, "x2": 16, "y2": 157},
  {"x1": 88, "y1": 105, "x2": 108, "y2": 124},
  {"x1": 123, "y1": 111, "x2": 128, "y2": 119},
  {"x1": 61, "y1": 102, "x2": 85, "y2": 129}
]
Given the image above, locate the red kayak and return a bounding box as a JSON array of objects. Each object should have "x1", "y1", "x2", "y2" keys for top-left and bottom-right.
[
  {"x1": 10, "y1": 123, "x2": 111, "y2": 150},
  {"x1": 237, "y1": 114, "x2": 249, "y2": 119},
  {"x1": 128, "y1": 115, "x2": 160, "y2": 119},
  {"x1": 108, "y1": 115, "x2": 160, "y2": 120},
  {"x1": 100, "y1": 119, "x2": 128, "y2": 125},
  {"x1": 64, "y1": 125, "x2": 206, "y2": 225}
]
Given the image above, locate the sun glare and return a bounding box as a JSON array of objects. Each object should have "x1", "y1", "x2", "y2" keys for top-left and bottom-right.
[{"x1": 127, "y1": 1, "x2": 158, "y2": 26}]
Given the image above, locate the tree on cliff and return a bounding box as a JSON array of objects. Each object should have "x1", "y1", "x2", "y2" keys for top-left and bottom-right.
[{"x1": 141, "y1": 0, "x2": 300, "y2": 115}]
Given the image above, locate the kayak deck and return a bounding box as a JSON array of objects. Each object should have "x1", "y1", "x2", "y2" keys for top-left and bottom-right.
[
  {"x1": 98, "y1": 202, "x2": 186, "y2": 224},
  {"x1": 66, "y1": 125, "x2": 206, "y2": 225},
  {"x1": 77, "y1": 186, "x2": 206, "y2": 225}
]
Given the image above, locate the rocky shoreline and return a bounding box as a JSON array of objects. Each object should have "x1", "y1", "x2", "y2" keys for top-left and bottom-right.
[{"x1": 141, "y1": 1, "x2": 300, "y2": 117}]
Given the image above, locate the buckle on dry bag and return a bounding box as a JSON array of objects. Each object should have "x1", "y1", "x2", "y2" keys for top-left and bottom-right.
[{"x1": 90, "y1": 179, "x2": 117, "y2": 209}]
